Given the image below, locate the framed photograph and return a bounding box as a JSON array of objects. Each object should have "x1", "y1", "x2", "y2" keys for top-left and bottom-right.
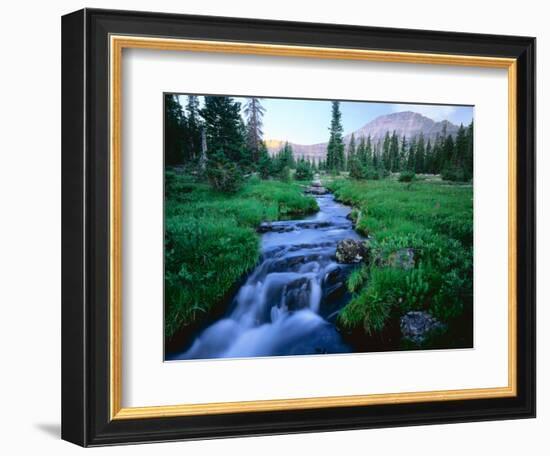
[{"x1": 61, "y1": 8, "x2": 535, "y2": 447}]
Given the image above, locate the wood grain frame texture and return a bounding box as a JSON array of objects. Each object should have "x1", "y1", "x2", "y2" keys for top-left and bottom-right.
[{"x1": 62, "y1": 8, "x2": 536, "y2": 447}]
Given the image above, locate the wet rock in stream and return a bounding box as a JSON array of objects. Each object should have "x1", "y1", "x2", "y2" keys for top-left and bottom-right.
[{"x1": 335, "y1": 238, "x2": 369, "y2": 264}]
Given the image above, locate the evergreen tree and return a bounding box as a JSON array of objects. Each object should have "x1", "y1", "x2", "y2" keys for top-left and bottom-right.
[
  {"x1": 244, "y1": 97, "x2": 266, "y2": 163},
  {"x1": 349, "y1": 156, "x2": 366, "y2": 179},
  {"x1": 407, "y1": 137, "x2": 417, "y2": 171},
  {"x1": 431, "y1": 134, "x2": 443, "y2": 174},
  {"x1": 205, "y1": 151, "x2": 243, "y2": 193},
  {"x1": 389, "y1": 131, "x2": 400, "y2": 172},
  {"x1": 372, "y1": 140, "x2": 379, "y2": 169},
  {"x1": 425, "y1": 140, "x2": 433, "y2": 174},
  {"x1": 382, "y1": 131, "x2": 391, "y2": 171},
  {"x1": 295, "y1": 158, "x2": 314, "y2": 180},
  {"x1": 453, "y1": 124, "x2": 468, "y2": 168},
  {"x1": 279, "y1": 142, "x2": 295, "y2": 169},
  {"x1": 442, "y1": 134, "x2": 455, "y2": 170},
  {"x1": 347, "y1": 133, "x2": 356, "y2": 171},
  {"x1": 399, "y1": 135, "x2": 407, "y2": 171},
  {"x1": 237, "y1": 116, "x2": 254, "y2": 169},
  {"x1": 415, "y1": 133, "x2": 426, "y2": 173},
  {"x1": 327, "y1": 101, "x2": 345, "y2": 172},
  {"x1": 200, "y1": 96, "x2": 245, "y2": 163},
  {"x1": 257, "y1": 141, "x2": 272, "y2": 179},
  {"x1": 466, "y1": 121, "x2": 474, "y2": 179},
  {"x1": 365, "y1": 135, "x2": 373, "y2": 168},
  {"x1": 165, "y1": 94, "x2": 187, "y2": 166},
  {"x1": 185, "y1": 95, "x2": 202, "y2": 161},
  {"x1": 357, "y1": 136, "x2": 366, "y2": 165}
]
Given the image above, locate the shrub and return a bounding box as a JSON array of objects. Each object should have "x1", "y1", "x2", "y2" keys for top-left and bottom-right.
[
  {"x1": 205, "y1": 152, "x2": 243, "y2": 193},
  {"x1": 377, "y1": 167, "x2": 390, "y2": 179},
  {"x1": 442, "y1": 166, "x2": 471, "y2": 182},
  {"x1": 279, "y1": 165, "x2": 292, "y2": 183},
  {"x1": 364, "y1": 168, "x2": 380, "y2": 180},
  {"x1": 348, "y1": 157, "x2": 366, "y2": 180},
  {"x1": 247, "y1": 173, "x2": 261, "y2": 185},
  {"x1": 258, "y1": 154, "x2": 272, "y2": 179},
  {"x1": 294, "y1": 160, "x2": 314, "y2": 180},
  {"x1": 398, "y1": 170, "x2": 416, "y2": 182},
  {"x1": 338, "y1": 285, "x2": 392, "y2": 335}
]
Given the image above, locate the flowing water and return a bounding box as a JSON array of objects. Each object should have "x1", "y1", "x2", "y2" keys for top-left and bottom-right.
[{"x1": 167, "y1": 193, "x2": 363, "y2": 360}]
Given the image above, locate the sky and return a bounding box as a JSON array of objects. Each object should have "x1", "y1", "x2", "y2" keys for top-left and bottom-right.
[{"x1": 177, "y1": 94, "x2": 473, "y2": 145}]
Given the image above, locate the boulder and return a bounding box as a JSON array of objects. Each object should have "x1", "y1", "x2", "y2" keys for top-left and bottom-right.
[
  {"x1": 281, "y1": 277, "x2": 312, "y2": 312},
  {"x1": 335, "y1": 239, "x2": 368, "y2": 264},
  {"x1": 324, "y1": 266, "x2": 343, "y2": 286},
  {"x1": 400, "y1": 311, "x2": 446, "y2": 345},
  {"x1": 323, "y1": 281, "x2": 347, "y2": 303}
]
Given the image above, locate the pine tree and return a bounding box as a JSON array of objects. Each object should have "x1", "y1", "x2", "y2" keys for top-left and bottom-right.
[
  {"x1": 382, "y1": 131, "x2": 391, "y2": 172},
  {"x1": 399, "y1": 135, "x2": 407, "y2": 171},
  {"x1": 165, "y1": 94, "x2": 187, "y2": 166},
  {"x1": 347, "y1": 133, "x2": 356, "y2": 171},
  {"x1": 295, "y1": 157, "x2": 313, "y2": 180},
  {"x1": 415, "y1": 133, "x2": 425, "y2": 174},
  {"x1": 389, "y1": 131, "x2": 399, "y2": 172},
  {"x1": 407, "y1": 137, "x2": 417, "y2": 171},
  {"x1": 372, "y1": 140, "x2": 379, "y2": 169},
  {"x1": 257, "y1": 141, "x2": 272, "y2": 179},
  {"x1": 431, "y1": 134, "x2": 443, "y2": 174},
  {"x1": 425, "y1": 140, "x2": 433, "y2": 174},
  {"x1": 327, "y1": 101, "x2": 345, "y2": 172},
  {"x1": 244, "y1": 97, "x2": 266, "y2": 163},
  {"x1": 442, "y1": 134, "x2": 455, "y2": 169},
  {"x1": 278, "y1": 142, "x2": 294, "y2": 169},
  {"x1": 237, "y1": 116, "x2": 254, "y2": 169},
  {"x1": 357, "y1": 136, "x2": 366, "y2": 165},
  {"x1": 454, "y1": 124, "x2": 468, "y2": 168},
  {"x1": 185, "y1": 95, "x2": 202, "y2": 161},
  {"x1": 466, "y1": 121, "x2": 474, "y2": 179},
  {"x1": 365, "y1": 135, "x2": 373, "y2": 168},
  {"x1": 200, "y1": 96, "x2": 245, "y2": 163}
]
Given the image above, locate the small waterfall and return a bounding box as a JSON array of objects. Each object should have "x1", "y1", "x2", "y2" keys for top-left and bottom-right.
[{"x1": 169, "y1": 194, "x2": 363, "y2": 360}]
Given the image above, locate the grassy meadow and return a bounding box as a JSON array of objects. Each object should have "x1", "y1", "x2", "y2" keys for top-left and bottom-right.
[
  {"x1": 328, "y1": 177, "x2": 473, "y2": 347},
  {"x1": 164, "y1": 170, "x2": 318, "y2": 339}
]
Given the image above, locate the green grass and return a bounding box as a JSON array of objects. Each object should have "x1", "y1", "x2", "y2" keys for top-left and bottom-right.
[
  {"x1": 328, "y1": 178, "x2": 473, "y2": 336},
  {"x1": 164, "y1": 171, "x2": 318, "y2": 338}
]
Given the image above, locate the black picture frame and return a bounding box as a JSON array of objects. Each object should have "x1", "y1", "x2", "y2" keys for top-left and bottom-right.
[{"x1": 62, "y1": 8, "x2": 536, "y2": 447}]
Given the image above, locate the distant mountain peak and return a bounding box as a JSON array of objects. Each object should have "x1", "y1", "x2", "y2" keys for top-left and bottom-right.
[{"x1": 265, "y1": 111, "x2": 460, "y2": 160}]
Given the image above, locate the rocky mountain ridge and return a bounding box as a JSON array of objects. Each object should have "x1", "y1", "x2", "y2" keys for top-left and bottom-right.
[{"x1": 266, "y1": 111, "x2": 462, "y2": 161}]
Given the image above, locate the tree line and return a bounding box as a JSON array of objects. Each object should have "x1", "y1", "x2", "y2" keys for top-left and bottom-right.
[
  {"x1": 165, "y1": 94, "x2": 271, "y2": 191},
  {"x1": 325, "y1": 101, "x2": 473, "y2": 182},
  {"x1": 165, "y1": 95, "x2": 474, "y2": 193}
]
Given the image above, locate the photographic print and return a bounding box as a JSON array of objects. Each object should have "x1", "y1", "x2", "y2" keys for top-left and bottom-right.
[{"x1": 164, "y1": 94, "x2": 474, "y2": 361}]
